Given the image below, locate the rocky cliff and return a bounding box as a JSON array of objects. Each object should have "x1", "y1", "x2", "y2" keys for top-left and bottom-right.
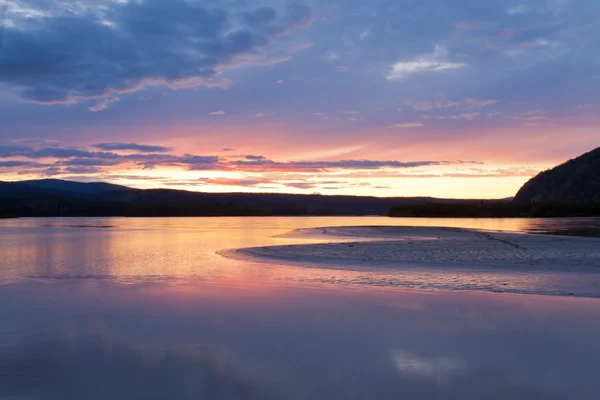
[{"x1": 514, "y1": 147, "x2": 600, "y2": 202}]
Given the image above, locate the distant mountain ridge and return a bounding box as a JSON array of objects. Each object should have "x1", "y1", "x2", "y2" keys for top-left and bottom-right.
[
  {"x1": 515, "y1": 147, "x2": 600, "y2": 203},
  {"x1": 0, "y1": 179, "x2": 486, "y2": 217},
  {"x1": 10, "y1": 179, "x2": 133, "y2": 194}
]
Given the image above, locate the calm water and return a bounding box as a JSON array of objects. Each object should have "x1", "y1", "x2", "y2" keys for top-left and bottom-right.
[
  {"x1": 1, "y1": 216, "x2": 599, "y2": 296},
  {"x1": 1, "y1": 216, "x2": 600, "y2": 399}
]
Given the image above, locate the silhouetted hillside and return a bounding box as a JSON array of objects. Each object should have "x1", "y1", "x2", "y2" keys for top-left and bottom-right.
[
  {"x1": 17, "y1": 179, "x2": 133, "y2": 194},
  {"x1": 0, "y1": 179, "x2": 479, "y2": 217},
  {"x1": 515, "y1": 147, "x2": 600, "y2": 202}
]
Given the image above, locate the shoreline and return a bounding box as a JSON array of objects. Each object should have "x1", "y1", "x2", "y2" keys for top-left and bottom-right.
[
  {"x1": 218, "y1": 225, "x2": 600, "y2": 298},
  {"x1": 220, "y1": 225, "x2": 600, "y2": 273}
]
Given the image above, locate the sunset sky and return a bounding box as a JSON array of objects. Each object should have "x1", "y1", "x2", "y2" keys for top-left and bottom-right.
[{"x1": 0, "y1": 0, "x2": 598, "y2": 198}]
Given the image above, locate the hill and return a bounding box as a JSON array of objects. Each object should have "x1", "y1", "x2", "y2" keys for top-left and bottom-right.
[
  {"x1": 0, "y1": 179, "x2": 479, "y2": 217},
  {"x1": 515, "y1": 147, "x2": 600, "y2": 203},
  {"x1": 17, "y1": 179, "x2": 132, "y2": 194}
]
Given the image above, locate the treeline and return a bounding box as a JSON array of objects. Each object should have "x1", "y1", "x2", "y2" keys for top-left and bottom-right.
[
  {"x1": 389, "y1": 201, "x2": 600, "y2": 218},
  {"x1": 0, "y1": 181, "x2": 429, "y2": 217},
  {"x1": 0, "y1": 199, "x2": 337, "y2": 217}
]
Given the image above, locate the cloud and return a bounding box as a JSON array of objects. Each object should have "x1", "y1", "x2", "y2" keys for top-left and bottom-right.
[
  {"x1": 465, "y1": 99, "x2": 497, "y2": 109},
  {"x1": 0, "y1": 145, "x2": 32, "y2": 157},
  {"x1": 176, "y1": 155, "x2": 220, "y2": 170},
  {"x1": 93, "y1": 142, "x2": 172, "y2": 153},
  {"x1": 387, "y1": 46, "x2": 465, "y2": 81},
  {"x1": 282, "y1": 181, "x2": 316, "y2": 189},
  {"x1": 507, "y1": 4, "x2": 528, "y2": 15},
  {"x1": 0, "y1": 160, "x2": 40, "y2": 168},
  {"x1": 288, "y1": 42, "x2": 313, "y2": 53},
  {"x1": 405, "y1": 98, "x2": 496, "y2": 112},
  {"x1": 456, "y1": 23, "x2": 479, "y2": 31},
  {"x1": 88, "y1": 97, "x2": 120, "y2": 112},
  {"x1": 392, "y1": 122, "x2": 424, "y2": 128},
  {"x1": 276, "y1": 80, "x2": 283, "y2": 84},
  {"x1": 230, "y1": 157, "x2": 474, "y2": 172},
  {"x1": 0, "y1": 0, "x2": 313, "y2": 104},
  {"x1": 210, "y1": 110, "x2": 226, "y2": 115},
  {"x1": 63, "y1": 166, "x2": 104, "y2": 174},
  {"x1": 243, "y1": 155, "x2": 269, "y2": 161},
  {"x1": 505, "y1": 109, "x2": 547, "y2": 121},
  {"x1": 0, "y1": 144, "x2": 222, "y2": 172},
  {"x1": 405, "y1": 99, "x2": 461, "y2": 111},
  {"x1": 62, "y1": 158, "x2": 121, "y2": 167},
  {"x1": 0, "y1": 141, "x2": 487, "y2": 180},
  {"x1": 10, "y1": 138, "x2": 63, "y2": 146},
  {"x1": 199, "y1": 177, "x2": 270, "y2": 187},
  {"x1": 437, "y1": 112, "x2": 480, "y2": 120}
]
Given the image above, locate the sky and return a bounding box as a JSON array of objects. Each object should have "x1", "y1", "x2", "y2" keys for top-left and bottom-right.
[{"x1": 0, "y1": 0, "x2": 598, "y2": 198}]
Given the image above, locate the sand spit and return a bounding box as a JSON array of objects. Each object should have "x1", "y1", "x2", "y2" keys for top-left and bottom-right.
[{"x1": 220, "y1": 226, "x2": 600, "y2": 274}]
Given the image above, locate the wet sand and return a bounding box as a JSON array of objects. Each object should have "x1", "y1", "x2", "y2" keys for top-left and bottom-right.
[{"x1": 222, "y1": 226, "x2": 600, "y2": 274}]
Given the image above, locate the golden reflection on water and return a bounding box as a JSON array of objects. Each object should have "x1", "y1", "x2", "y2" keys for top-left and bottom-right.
[
  {"x1": 2, "y1": 218, "x2": 600, "y2": 399},
  {"x1": 0, "y1": 217, "x2": 598, "y2": 294}
]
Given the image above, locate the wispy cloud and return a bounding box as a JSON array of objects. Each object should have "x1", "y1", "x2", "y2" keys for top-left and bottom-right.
[
  {"x1": 405, "y1": 99, "x2": 461, "y2": 111},
  {"x1": 465, "y1": 99, "x2": 497, "y2": 109},
  {"x1": 0, "y1": 143, "x2": 482, "y2": 176},
  {"x1": 88, "y1": 97, "x2": 120, "y2": 112},
  {"x1": 437, "y1": 112, "x2": 480, "y2": 120},
  {"x1": 93, "y1": 142, "x2": 172, "y2": 153},
  {"x1": 209, "y1": 110, "x2": 226, "y2": 115},
  {"x1": 405, "y1": 98, "x2": 496, "y2": 111},
  {"x1": 387, "y1": 46, "x2": 465, "y2": 81},
  {"x1": 392, "y1": 122, "x2": 424, "y2": 128},
  {"x1": 505, "y1": 109, "x2": 547, "y2": 121},
  {"x1": 455, "y1": 22, "x2": 479, "y2": 31}
]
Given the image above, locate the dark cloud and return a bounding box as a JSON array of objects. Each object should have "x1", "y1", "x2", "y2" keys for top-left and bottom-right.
[
  {"x1": 62, "y1": 158, "x2": 122, "y2": 167},
  {"x1": 0, "y1": 0, "x2": 312, "y2": 104},
  {"x1": 30, "y1": 148, "x2": 112, "y2": 159},
  {"x1": 0, "y1": 142, "x2": 483, "y2": 178},
  {"x1": 93, "y1": 142, "x2": 172, "y2": 153},
  {"x1": 0, "y1": 160, "x2": 40, "y2": 168},
  {"x1": 232, "y1": 157, "x2": 479, "y2": 171},
  {"x1": 244, "y1": 155, "x2": 269, "y2": 160},
  {"x1": 0, "y1": 146, "x2": 32, "y2": 157}
]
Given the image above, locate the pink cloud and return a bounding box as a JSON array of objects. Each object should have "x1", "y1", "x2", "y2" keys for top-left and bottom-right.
[{"x1": 456, "y1": 22, "x2": 479, "y2": 31}]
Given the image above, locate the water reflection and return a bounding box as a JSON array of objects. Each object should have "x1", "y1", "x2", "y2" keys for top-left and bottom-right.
[
  {"x1": 1, "y1": 216, "x2": 599, "y2": 280},
  {"x1": 1, "y1": 216, "x2": 599, "y2": 296},
  {"x1": 1, "y1": 281, "x2": 599, "y2": 399},
  {"x1": 0, "y1": 334, "x2": 275, "y2": 400}
]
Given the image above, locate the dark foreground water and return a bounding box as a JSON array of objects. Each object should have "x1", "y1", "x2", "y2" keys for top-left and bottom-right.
[
  {"x1": 2, "y1": 281, "x2": 600, "y2": 399},
  {"x1": 0, "y1": 217, "x2": 599, "y2": 399}
]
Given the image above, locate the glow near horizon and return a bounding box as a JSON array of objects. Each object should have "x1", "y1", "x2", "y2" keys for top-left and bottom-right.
[{"x1": 0, "y1": 0, "x2": 598, "y2": 198}]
